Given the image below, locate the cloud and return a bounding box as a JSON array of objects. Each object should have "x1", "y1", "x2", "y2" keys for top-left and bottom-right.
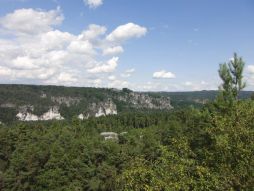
[
  {"x1": 108, "y1": 79, "x2": 129, "y2": 88},
  {"x1": 103, "y1": 46, "x2": 124, "y2": 56},
  {"x1": 83, "y1": 0, "x2": 103, "y2": 9},
  {"x1": 87, "y1": 57, "x2": 119, "y2": 73},
  {"x1": 67, "y1": 40, "x2": 94, "y2": 54},
  {"x1": 0, "y1": 7, "x2": 63, "y2": 35},
  {"x1": 121, "y1": 68, "x2": 135, "y2": 78},
  {"x1": 201, "y1": 80, "x2": 208, "y2": 85},
  {"x1": 247, "y1": 65, "x2": 254, "y2": 74},
  {"x1": 153, "y1": 70, "x2": 176, "y2": 79},
  {"x1": 78, "y1": 24, "x2": 106, "y2": 40},
  {"x1": 184, "y1": 81, "x2": 192, "y2": 86},
  {"x1": 182, "y1": 81, "x2": 217, "y2": 91},
  {"x1": 57, "y1": 72, "x2": 77, "y2": 83},
  {"x1": 245, "y1": 65, "x2": 254, "y2": 88},
  {"x1": 125, "y1": 68, "x2": 135, "y2": 73},
  {"x1": 12, "y1": 56, "x2": 39, "y2": 69},
  {"x1": 0, "y1": 66, "x2": 12, "y2": 76},
  {"x1": 106, "y1": 23, "x2": 147, "y2": 43},
  {"x1": 108, "y1": 75, "x2": 116, "y2": 81},
  {"x1": 0, "y1": 8, "x2": 147, "y2": 86}
]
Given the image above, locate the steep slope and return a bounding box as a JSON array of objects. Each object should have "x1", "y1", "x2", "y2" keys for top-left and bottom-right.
[{"x1": 0, "y1": 85, "x2": 173, "y2": 122}]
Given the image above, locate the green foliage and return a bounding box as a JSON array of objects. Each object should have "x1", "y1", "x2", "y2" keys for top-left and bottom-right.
[
  {"x1": 0, "y1": 103, "x2": 253, "y2": 190},
  {"x1": 122, "y1": 88, "x2": 133, "y2": 93},
  {"x1": 218, "y1": 53, "x2": 246, "y2": 106}
]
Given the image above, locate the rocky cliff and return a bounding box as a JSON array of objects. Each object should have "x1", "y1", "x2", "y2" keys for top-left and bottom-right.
[
  {"x1": 116, "y1": 91, "x2": 173, "y2": 110},
  {"x1": 78, "y1": 99, "x2": 117, "y2": 119},
  {"x1": 16, "y1": 106, "x2": 64, "y2": 121},
  {"x1": 0, "y1": 85, "x2": 173, "y2": 122}
]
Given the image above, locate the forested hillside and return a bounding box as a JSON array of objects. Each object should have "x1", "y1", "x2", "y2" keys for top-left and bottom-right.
[
  {"x1": 0, "y1": 85, "x2": 173, "y2": 123},
  {"x1": 149, "y1": 90, "x2": 253, "y2": 108},
  {"x1": 0, "y1": 54, "x2": 254, "y2": 190},
  {"x1": 1, "y1": 84, "x2": 253, "y2": 123},
  {"x1": 0, "y1": 101, "x2": 253, "y2": 190}
]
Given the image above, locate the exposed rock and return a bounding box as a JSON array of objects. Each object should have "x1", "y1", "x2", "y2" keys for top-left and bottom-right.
[
  {"x1": 95, "y1": 107, "x2": 105, "y2": 117},
  {"x1": 100, "y1": 131, "x2": 128, "y2": 141},
  {"x1": 86, "y1": 99, "x2": 117, "y2": 118},
  {"x1": 40, "y1": 93, "x2": 47, "y2": 98},
  {"x1": 51, "y1": 96, "x2": 81, "y2": 107},
  {"x1": 0, "y1": 85, "x2": 173, "y2": 122},
  {"x1": 100, "y1": 132, "x2": 118, "y2": 141},
  {"x1": 40, "y1": 107, "x2": 64, "y2": 120},
  {"x1": 78, "y1": 113, "x2": 89, "y2": 120},
  {"x1": 78, "y1": 113, "x2": 84, "y2": 120},
  {"x1": 16, "y1": 106, "x2": 64, "y2": 121},
  {"x1": 16, "y1": 112, "x2": 39, "y2": 121},
  {"x1": 19, "y1": 105, "x2": 34, "y2": 112},
  {"x1": 116, "y1": 92, "x2": 173, "y2": 110}
]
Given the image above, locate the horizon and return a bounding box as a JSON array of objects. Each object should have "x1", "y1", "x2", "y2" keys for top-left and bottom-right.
[
  {"x1": 0, "y1": 0, "x2": 254, "y2": 91},
  {"x1": 1, "y1": 83, "x2": 254, "y2": 93}
]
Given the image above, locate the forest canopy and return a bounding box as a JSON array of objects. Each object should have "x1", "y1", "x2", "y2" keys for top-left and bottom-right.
[{"x1": 0, "y1": 53, "x2": 253, "y2": 190}]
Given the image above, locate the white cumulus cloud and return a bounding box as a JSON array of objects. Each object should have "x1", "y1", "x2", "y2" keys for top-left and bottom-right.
[
  {"x1": 67, "y1": 40, "x2": 94, "y2": 55},
  {"x1": 78, "y1": 24, "x2": 106, "y2": 40},
  {"x1": 103, "y1": 46, "x2": 124, "y2": 56},
  {"x1": 0, "y1": 7, "x2": 147, "y2": 87},
  {"x1": 106, "y1": 23, "x2": 147, "y2": 43},
  {"x1": 83, "y1": 0, "x2": 103, "y2": 9},
  {"x1": 108, "y1": 75, "x2": 116, "y2": 81},
  {"x1": 0, "y1": 7, "x2": 63, "y2": 35},
  {"x1": 0, "y1": 66, "x2": 12, "y2": 76},
  {"x1": 247, "y1": 65, "x2": 254, "y2": 74},
  {"x1": 121, "y1": 68, "x2": 135, "y2": 78},
  {"x1": 153, "y1": 70, "x2": 176, "y2": 79},
  {"x1": 87, "y1": 57, "x2": 119, "y2": 73}
]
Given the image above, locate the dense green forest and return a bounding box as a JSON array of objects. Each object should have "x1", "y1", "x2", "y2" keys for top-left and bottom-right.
[
  {"x1": 0, "y1": 101, "x2": 253, "y2": 190},
  {"x1": 0, "y1": 54, "x2": 253, "y2": 190}
]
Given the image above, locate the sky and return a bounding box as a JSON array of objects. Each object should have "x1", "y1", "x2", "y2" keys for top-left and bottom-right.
[{"x1": 0, "y1": 0, "x2": 254, "y2": 91}]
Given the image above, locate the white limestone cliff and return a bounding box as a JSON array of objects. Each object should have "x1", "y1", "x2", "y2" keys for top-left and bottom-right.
[
  {"x1": 16, "y1": 106, "x2": 64, "y2": 121},
  {"x1": 40, "y1": 107, "x2": 64, "y2": 120},
  {"x1": 16, "y1": 112, "x2": 39, "y2": 121}
]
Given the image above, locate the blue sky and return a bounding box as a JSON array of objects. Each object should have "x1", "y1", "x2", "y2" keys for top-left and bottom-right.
[{"x1": 0, "y1": 0, "x2": 254, "y2": 91}]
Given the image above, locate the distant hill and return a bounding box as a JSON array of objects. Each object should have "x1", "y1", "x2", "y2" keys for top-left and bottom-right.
[
  {"x1": 0, "y1": 84, "x2": 253, "y2": 123},
  {"x1": 148, "y1": 90, "x2": 254, "y2": 108},
  {"x1": 0, "y1": 84, "x2": 172, "y2": 123}
]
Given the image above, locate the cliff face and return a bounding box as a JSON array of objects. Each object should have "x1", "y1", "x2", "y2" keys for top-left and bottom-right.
[
  {"x1": 15, "y1": 99, "x2": 118, "y2": 121},
  {"x1": 78, "y1": 99, "x2": 117, "y2": 119},
  {"x1": 117, "y1": 92, "x2": 173, "y2": 110},
  {"x1": 0, "y1": 85, "x2": 173, "y2": 122},
  {"x1": 93, "y1": 99, "x2": 117, "y2": 117},
  {"x1": 51, "y1": 96, "x2": 81, "y2": 107},
  {"x1": 16, "y1": 106, "x2": 64, "y2": 121}
]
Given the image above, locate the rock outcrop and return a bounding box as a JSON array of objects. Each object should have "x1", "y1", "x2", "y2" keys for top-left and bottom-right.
[
  {"x1": 116, "y1": 92, "x2": 173, "y2": 110},
  {"x1": 100, "y1": 132, "x2": 118, "y2": 141},
  {"x1": 16, "y1": 106, "x2": 64, "y2": 121},
  {"x1": 79, "y1": 99, "x2": 117, "y2": 119},
  {"x1": 51, "y1": 96, "x2": 81, "y2": 107},
  {"x1": 0, "y1": 85, "x2": 173, "y2": 122}
]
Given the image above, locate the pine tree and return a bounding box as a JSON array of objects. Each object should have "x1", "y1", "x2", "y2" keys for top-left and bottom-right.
[{"x1": 218, "y1": 53, "x2": 246, "y2": 104}]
